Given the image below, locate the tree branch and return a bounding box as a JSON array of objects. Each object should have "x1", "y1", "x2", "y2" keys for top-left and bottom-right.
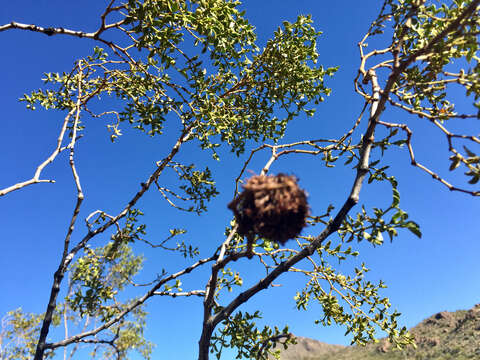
[
  {"x1": 154, "y1": 290, "x2": 205, "y2": 298},
  {"x1": 47, "y1": 255, "x2": 214, "y2": 350},
  {"x1": 0, "y1": 103, "x2": 77, "y2": 196},
  {"x1": 34, "y1": 61, "x2": 85, "y2": 360},
  {"x1": 198, "y1": 67, "x2": 380, "y2": 360}
]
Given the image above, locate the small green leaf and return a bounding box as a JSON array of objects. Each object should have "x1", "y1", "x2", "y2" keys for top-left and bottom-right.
[
  {"x1": 392, "y1": 188, "x2": 400, "y2": 207},
  {"x1": 405, "y1": 221, "x2": 422, "y2": 238}
]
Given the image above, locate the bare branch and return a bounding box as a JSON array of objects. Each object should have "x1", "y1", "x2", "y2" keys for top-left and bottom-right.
[
  {"x1": 153, "y1": 290, "x2": 205, "y2": 298},
  {"x1": 34, "y1": 61, "x2": 86, "y2": 360},
  {"x1": 376, "y1": 120, "x2": 480, "y2": 196},
  {"x1": 0, "y1": 104, "x2": 77, "y2": 196},
  {"x1": 46, "y1": 255, "x2": 214, "y2": 349}
]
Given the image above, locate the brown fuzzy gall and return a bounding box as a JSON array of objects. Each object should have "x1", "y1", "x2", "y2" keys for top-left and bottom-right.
[{"x1": 228, "y1": 174, "x2": 309, "y2": 245}]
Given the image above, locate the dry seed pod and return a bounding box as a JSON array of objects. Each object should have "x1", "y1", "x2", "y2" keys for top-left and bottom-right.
[{"x1": 228, "y1": 174, "x2": 309, "y2": 245}]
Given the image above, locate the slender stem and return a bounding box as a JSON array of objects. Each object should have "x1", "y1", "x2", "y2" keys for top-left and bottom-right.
[
  {"x1": 34, "y1": 62, "x2": 85, "y2": 360},
  {"x1": 48, "y1": 256, "x2": 214, "y2": 349}
]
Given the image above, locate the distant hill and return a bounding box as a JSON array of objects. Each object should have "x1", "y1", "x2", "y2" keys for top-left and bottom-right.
[
  {"x1": 270, "y1": 336, "x2": 345, "y2": 360},
  {"x1": 276, "y1": 304, "x2": 480, "y2": 360}
]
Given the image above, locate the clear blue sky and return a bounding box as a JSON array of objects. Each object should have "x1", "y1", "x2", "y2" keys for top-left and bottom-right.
[{"x1": 1, "y1": 1, "x2": 479, "y2": 359}]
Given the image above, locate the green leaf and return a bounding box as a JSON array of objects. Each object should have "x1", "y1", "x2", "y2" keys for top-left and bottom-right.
[
  {"x1": 405, "y1": 221, "x2": 422, "y2": 238},
  {"x1": 392, "y1": 188, "x2": 400, "y2": 208},
  {"x1": 449, "y1": 155, "x2": 461, "y2": 171}
]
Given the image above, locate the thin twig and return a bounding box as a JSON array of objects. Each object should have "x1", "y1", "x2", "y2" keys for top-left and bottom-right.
[{"x1": 47, "y1": 255, "x2": 215, "y2": 349}]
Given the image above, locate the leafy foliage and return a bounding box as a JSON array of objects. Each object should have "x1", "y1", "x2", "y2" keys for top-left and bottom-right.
[
  {"x1": 0, "y1": 309, "x2": 55, "y2": 360},
  {"x1": 356, "y1": 0, "x2": 480, "y2": 193},
  {"x1": 211, "y1": 310, "x2": 294, "y2": 360}
]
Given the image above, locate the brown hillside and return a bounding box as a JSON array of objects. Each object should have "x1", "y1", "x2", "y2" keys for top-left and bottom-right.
[{"x1": 276, "y1": 304, "x2": 480, "y2": 360}]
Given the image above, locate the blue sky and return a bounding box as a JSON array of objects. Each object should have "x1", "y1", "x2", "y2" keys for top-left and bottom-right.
[{"x1": 1, "y1": 1, "x2": 479, "y2": 359}]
